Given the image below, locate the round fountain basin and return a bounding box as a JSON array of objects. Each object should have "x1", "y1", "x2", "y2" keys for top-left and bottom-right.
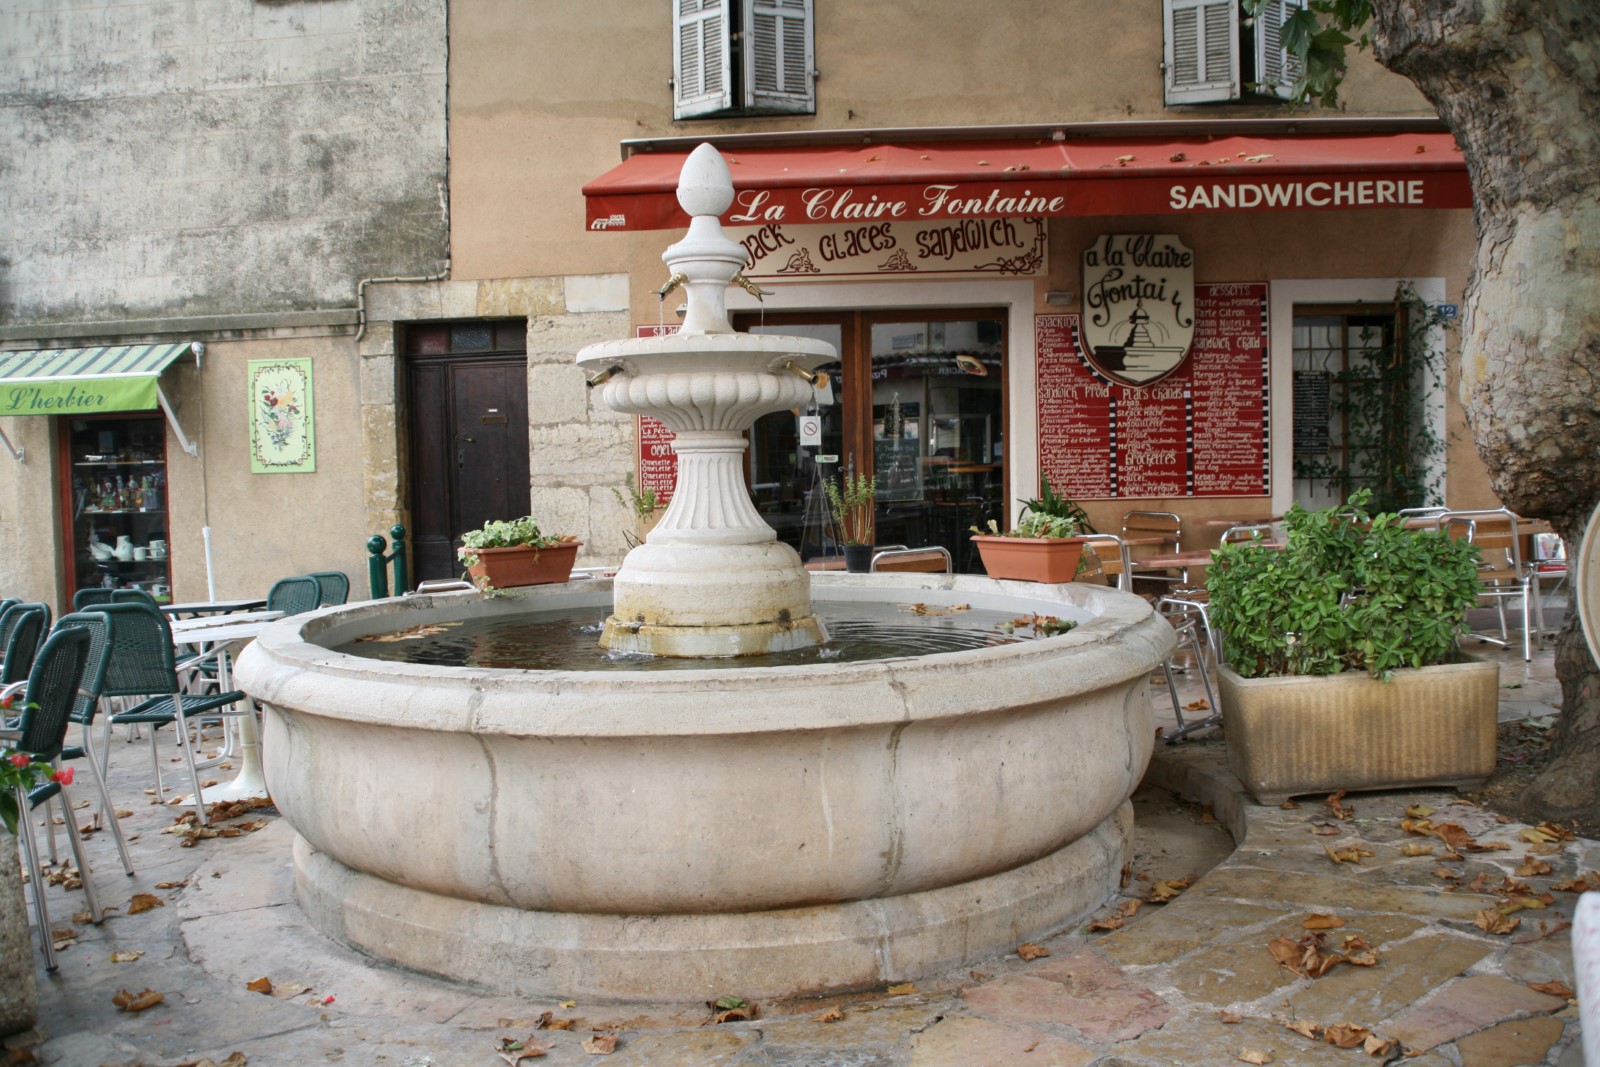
[{"x1": 236, "y1": 574, "x2": 1173, "y2": 1000}]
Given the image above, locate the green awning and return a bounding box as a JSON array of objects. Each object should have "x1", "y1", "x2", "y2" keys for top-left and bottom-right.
[{"x1": 0, "y1": 343, "x2": 197, "y2": 416}]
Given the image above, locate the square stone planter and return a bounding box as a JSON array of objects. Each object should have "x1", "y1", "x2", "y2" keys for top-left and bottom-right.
[
  {"x1": 971, "y1": 535, "x2": 1088, "y2": 584},
  {"x1": 1218, "y1": 656, "x2": 1500, "y2": 805}
]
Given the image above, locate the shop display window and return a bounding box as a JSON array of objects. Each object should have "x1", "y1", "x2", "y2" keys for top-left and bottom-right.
[{"x1": 61, "y1": 413, "x2": 172, "y2": 603}]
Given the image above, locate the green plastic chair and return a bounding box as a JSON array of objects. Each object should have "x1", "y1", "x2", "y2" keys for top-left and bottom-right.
[
  {"x1": 2, "y1": 624, "x2": 102, "y2": 970},
  {"x1": 104, "y1": 602, "x2": 249, "y2": 826},
  {"x1": 1, "y1": 603, "x2": 52, "y2": 687},
  {"x1": 111, "y1": 588, "x2": 160, "y2": 610},
  {"x1": 52, "y1": 610, "x2": 136, "y2": 876},
  {"x1": 308, "y1": 571, "x2": 349, "y2": 606},
  {"x1": 72, "y1": 588, "x2": 115, "y2": 611},
  {"x1": 267, "y1": 575, "x2": 322, "y2": 616}
]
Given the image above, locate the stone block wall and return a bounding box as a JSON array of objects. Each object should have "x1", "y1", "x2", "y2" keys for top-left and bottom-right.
[{"x1": 0, "y1": 0, "x2": 448, "y2": 328}]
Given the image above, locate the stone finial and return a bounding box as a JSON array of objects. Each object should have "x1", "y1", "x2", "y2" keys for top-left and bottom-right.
[
  {"x1": 662, "y1": 144, "x2": 746, "y2": 335},
  {"x1": 676, "y1": 143, "x2": 735, "y2": 218}
]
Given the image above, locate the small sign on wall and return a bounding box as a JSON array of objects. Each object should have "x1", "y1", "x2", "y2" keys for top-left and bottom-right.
[
  {"x1": 1081, "y1": 234, "x2": 1195, "y2": 388},
  {"x1": 248, "y1": 358, "x2": 315, "y2": 473}
]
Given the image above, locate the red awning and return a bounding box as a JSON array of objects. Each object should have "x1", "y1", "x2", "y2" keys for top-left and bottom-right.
[{"x1": 584, "y1": 130, "x2": 1470, "y2": 231}]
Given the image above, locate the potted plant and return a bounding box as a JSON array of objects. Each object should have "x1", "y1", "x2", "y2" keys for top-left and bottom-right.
[
  {"x1": 457, "y1": 516, "x2": 581, "y2": 594},
  {"x1": 610, "y1": 473, "x2": 666, "y2": 547},
  {"x1": 969, "y1": 478, "x2": 1092, "y2": 583},
  {"x1": 825, "y1": 466, "x2": 877, "y2": 572},
  {"x1": 1205, "y1": 489, "x2": 1495, "y2": 804}
]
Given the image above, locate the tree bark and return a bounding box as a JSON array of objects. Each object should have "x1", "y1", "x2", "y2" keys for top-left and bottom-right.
[{"x1": 1370, "y1": 0, "x2": 1600, "y2": 821}]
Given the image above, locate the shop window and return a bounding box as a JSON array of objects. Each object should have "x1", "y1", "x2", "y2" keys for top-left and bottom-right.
[
  {"x1": 61, "y1": 414, "x2": 172, "y2": 604},
  {"x1": 1164, "y1": 0, "x2": 1305, "y2": 105},
  {"x1": 673, "y1": 0, "x2": 816, "y2": 119}
]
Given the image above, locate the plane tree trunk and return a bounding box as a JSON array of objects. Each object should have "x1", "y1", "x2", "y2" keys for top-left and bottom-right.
[{"x1": 1371, "y1": 0, "x2": 1600, "y2": 822}]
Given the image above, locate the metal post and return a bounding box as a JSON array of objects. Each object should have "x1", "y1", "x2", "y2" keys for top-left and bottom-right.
[
  {"x1": 389, "y1": 525, "x2": 408, "y2": 595},
  {"x1": 367, "y1": 535, "x2": 389, "y2": 599}
]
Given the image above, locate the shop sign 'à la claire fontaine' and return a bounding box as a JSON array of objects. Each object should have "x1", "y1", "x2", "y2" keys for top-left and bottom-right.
[
  {"x1": 731, "y1": 219, "x2": 1044, "y2": 280},
  {"x1": 1081, "y1": 234, "x2": 1195, "y2": 388}
]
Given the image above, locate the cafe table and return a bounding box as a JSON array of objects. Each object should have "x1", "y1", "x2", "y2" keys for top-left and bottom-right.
[
  {"x1": 167, "y1": 616, "x2": 280, "y2": 803},
  {"x1": 161, "y1": 597, "x2": 268, "y2": 620},
  {"x1": 1129, "y1": 548, "x2": 1225, "y2": 586}
]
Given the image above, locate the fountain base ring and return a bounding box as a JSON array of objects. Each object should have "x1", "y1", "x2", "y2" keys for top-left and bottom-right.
[
  {"x1": 291, "y1": 802, "x2": 1133, "y2": 1002},
  {"x1": 600, "y1": 613, "x2": 828, "y2": 658}
]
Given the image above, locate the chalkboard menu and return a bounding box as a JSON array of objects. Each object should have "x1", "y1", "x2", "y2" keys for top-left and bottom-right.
[
  {"x1": 637, "y1": 416, "x2": 678, "y2": 504},
  {"x1": 1036, "y1": 283, "x2": 1270, "y2": 499},
  {"x1": 1292, "y1": 370, "x2": 1332, "y2": 454}
]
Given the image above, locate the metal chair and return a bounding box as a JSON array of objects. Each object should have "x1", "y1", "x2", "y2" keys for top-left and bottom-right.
[
  {"x1": 52, "y1": 610, "x2": 136, "y2": 876},
  {"x1": 1443, "y1": 509, "x2": 1538, "y2": 661},
  {"x1": 1077, "y1": 533, "x2": 1133, "y2": 592},
  {"x1": 308, "y1": 570, "x2": 350, "y2": 606},
  {"x1": 105, "y1": 603, "x2": 250, "y2": 825},
  {"x1": 2, "y1": 624, "x2": 103, "y2": 970},
  {"x1": 0, "y1": 604, "x2": 52, "y2": 687},
  {"x1": 1155, "y1": 596, "x2": 1221, "y2": 743},
  {"x1": 111, "y1": 588, "x2": 161, "y2": 609},
  {"x1": 267, "y1": 575, "x2": 323, "y2": 616},
  {"x1": 870, "y1": 546, "x2": 953, "y2": 573},
  {"x1": 1122, "y1": 510, "x2": 1184, "y2": 593}
]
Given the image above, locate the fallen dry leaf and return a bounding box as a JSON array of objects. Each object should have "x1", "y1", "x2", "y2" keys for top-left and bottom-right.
[
  {"x1": 154, "y1": 880, "x2": 188, "y2": 889},
  {"x1": 269, "y1": 982, "x2": 311, "y2": 1000},
  {"x1": 71, "y1": 911, "x2": 94, "y2": 924},
  {"x1": 1147, "y1": 876, "x2": 1194, "y2": 903},
  {"x1": 1522, "y1": 821, "x2": 1577, "y2": 844},
  {"x1": 1324, "y1": 844, "x2": 1375, "y2": 865},
  {"x1": 1310, "y1": 821, "x2": 1342, "y2": 836},
  {"x1": 1405, "y1": 804, "x2": 1434, "y2": 818},
  {"x1": 1280, "y1": 1017, "x2": 1321, "y2": 1039},
  {"x1": 816, "y1": 1008, "x2": 844, "y2": 1022},
  {"x1": 1324, "y1": 1023, "x2": 1371, "y2": 1049},
  {"x1": 495, "y1": 1036, "x2": 553, "y2": 1064},
  {"x1": 113, "y1": 987, "x2": 165, "y2": 1012},
  {"x1": 1279, "y1": 798, "x2": 1301, "y2": 810},
  {"x1": 1529, "y1": 979, "x2": 1574, "y2": 998},
  {"x1": 1516, "y1": 854, "x2": 1554, "y2": 877},
  {"x1": 1324, "y1": 791, "x2": 1353, "y2": 819},
  {"x1": 581, "y1": 1033, "x2": 619, "y2": 1055},
  {"x1": 1553, "y1": 872, "x2": 1600, "y2": 893},
  {"x1": 127, "y1": 893, "x2": 165, "y2": 914},
  {"x1": 1237, "y1": 1049, "x2": 1273, "y2": 1064},
  {"x1": 1474, "y1": 909, "x2": 1520, "y2": 935},
  {"x1": 886, "y1": 982, "x2": 916, "y2": 995},
  {"x1": 1016, "y1": 942, "x2": 1051, "y2": 961},
  {"x1": 1088, "y1": 898, "x2": 1141, "y2": 931},
  {"x1": 1399, "y1": 843, "x2": 1434, "y2": 857},
  {"x1": 109, "y1": 950, "x2": 143, "y2": 963},
  {"x1": 1218, "y1": 1010, "x2": 1243, "y2": 1024},
  {"x1": 247, "y1": 977, "x2": 273, "y2": 994},
  {"x1": 1302, "y1": 914, "x2": 1346, "y2": 930}
]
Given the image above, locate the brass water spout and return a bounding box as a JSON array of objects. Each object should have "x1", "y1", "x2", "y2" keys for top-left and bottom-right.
[
  {"x1": 586, "y1": 364, "x2": 626, "y2": 389},
  {"x1": 782, "y1": 361, "x2": 829, "y2": 388},
  {"x1": 731, "y1": 272, "x2": 771, "y2": 298},
  {"x1": 655, "y1": 272, "x2": 688, "y2": 299}
]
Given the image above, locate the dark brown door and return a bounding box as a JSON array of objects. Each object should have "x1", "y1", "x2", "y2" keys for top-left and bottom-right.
[{"x1": 405, "y1": 321, "x2": 530, "y2": 581}]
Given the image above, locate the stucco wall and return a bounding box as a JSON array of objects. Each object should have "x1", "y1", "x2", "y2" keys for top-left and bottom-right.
[{"x1": 0, "y1": 0, "x2": 448, "y2": 327}]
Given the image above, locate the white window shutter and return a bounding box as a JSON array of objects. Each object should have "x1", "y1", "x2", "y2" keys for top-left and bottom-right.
[
  {"x1": 674, "y1": 0, "x2": 733, "y2": 119},
  {"x1": 744, "y1": 0, "x2": 814, "y2": 113},
  {"x1": 1255, "y1": 0, "x2": 1306, "y2": 99},
  {"x1": 1164, "y1": 0, "x2": 1239, "y2": 104}
]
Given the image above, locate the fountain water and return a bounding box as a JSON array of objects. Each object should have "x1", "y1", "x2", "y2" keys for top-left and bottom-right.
[{"x1": 235, "y1": 146, "x2": 1175, "y2": 1001}]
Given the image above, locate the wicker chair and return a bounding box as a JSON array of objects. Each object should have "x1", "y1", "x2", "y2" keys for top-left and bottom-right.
[
  {"x1": 105, "y1": 603, "x2": 249, "y2": 825},
  {"x1": 307, "y1": 571, "x2": 350, "y2": 606},
  {"x1": 72, "y1": 588, "x2": 116, "y2": 611},
  {"x1": 1, "y1": 624, "x2": 102, "y2": 970},
  {"x1": 267, "y1": 575, "x2": 323, "y2": 616},
  {"x1": 0, "y1": 603, "x2": 52, "y2": 687},
  {"x1": 51, "y1": 609, "x2": 137, "y2": 876},
  {"x1": 111, "y1": 588, "x2": 161, "y2": 610}
]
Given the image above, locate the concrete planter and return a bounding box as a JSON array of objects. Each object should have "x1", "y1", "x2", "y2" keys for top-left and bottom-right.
[
  {"x1": 1, "y1": 827, "x2": 37, "y2": 1038},
  {"x1": 464, "y1": 541, "x2": 580, "y2": 590},
  {"x1": 971, "y1": 535, "x2": 1087, "y2": 583},
  {"x1": 1219, "y1": 656, "x2": 1500, "y2": 805}
]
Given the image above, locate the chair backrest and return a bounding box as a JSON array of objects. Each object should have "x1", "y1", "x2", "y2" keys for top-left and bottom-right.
[
  {"x1": 93, "y1": 602, "x2": 179, "y2": 700},
  {"x1": 1220, "y1": 523, "x2": 1281, "y2": 547},
  {"x1": 73, "y1": 588, "x2": 116, "y2": 611},
  {"x1": 1078, "y1": 534, "x2": 1133, "y2": 592},
  {"x1": 111, "y1": 588, "x2": 161, "y2": 609},
  {"x1": 308, "y1": 571, "x2": 349, "y2": 606},
  {"x1": 1443, "y1": 509, "x2": 1523, "y2": 578},
  {"x1": 1, "y1": 604, "x2": 52, "y2": 687},
  {"x1": 53, "y1": 611, "x2": 116, "y2": 726},
  {"x1": 1121, "y1": 510, "x2": 1183, "y2": 551},
  {"x1": 267, "y1": 575, "x2": 323, "y2": 616},
  {"x1": 10, "y1": 624, "x2": 93, "y2": 762}
]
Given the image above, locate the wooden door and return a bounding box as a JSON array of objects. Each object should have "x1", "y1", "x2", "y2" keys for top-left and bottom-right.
[{"x1": 405, "y1": 322, "x2": 530, "y2": 581}]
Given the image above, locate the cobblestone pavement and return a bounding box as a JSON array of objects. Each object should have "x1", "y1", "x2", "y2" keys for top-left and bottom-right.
[{"x1": 5, "y1": 638, "x2": 1588, "y2": 1067}]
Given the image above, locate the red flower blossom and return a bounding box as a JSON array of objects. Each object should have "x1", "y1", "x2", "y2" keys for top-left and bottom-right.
[
  {"x1": 8, "y1": 753, "x2": 28, "y2": 768},
  {"x1": 50, "y1": 766, "x2": 74, "y2": 786}
]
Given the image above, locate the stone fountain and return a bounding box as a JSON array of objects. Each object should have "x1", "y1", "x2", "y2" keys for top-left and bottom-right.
[{"x1": 234, "y1": 145, "x2": 1174, "y2": 1002}]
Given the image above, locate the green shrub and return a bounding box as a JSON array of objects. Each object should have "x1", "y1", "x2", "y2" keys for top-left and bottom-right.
[{"x1": 1206, "y1": 490, "x2": 1482, "y2": 679}]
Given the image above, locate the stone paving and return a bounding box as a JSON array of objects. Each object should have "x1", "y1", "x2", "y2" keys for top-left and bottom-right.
[{"x1": 4, "y1": 637, "x2": 1590, "y2": 1067}]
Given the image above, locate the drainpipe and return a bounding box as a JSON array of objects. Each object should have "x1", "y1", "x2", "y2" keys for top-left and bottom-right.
[{"x1": 354, "y1": 261, "x2": 453, "y2": 343}]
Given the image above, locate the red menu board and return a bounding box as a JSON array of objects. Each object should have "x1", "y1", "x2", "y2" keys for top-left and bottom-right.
[
  {"x1": 1036, "y1": 283, "x2": 1269, "y2": 499},
  {"x1": 637, "y1": 416, "x2": 677, "y2": 504},
  {"x1": 632, "y1": 325, "x2": 680, "y2": 503}
]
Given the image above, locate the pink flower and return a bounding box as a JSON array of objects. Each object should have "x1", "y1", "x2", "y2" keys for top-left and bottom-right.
[
  {"x1": 7, "y1": 754, "x2": 28, "y2": 768},
  {"x1": 50, "y1": 766, "x2": 74, "y2": 786}
]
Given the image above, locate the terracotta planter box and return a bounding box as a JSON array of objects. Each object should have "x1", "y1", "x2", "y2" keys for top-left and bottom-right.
[
  {"x1": 465, "y1": 541, "x2": 581, "y2": 590},
  {"x1": 971, "y1": 535, "x2": 1087, "y2": 583},
  {"x1": 1218, "y1": 656, "x2": 1500, "y2": 805}
]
